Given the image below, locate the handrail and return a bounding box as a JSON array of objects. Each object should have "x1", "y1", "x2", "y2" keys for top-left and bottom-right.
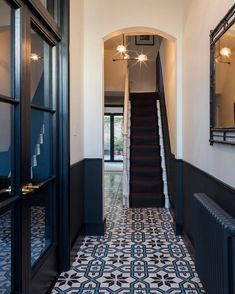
[
  {"x1": 122, "y1": 66, "x2": 130, "y2": 207},
  {"x1": 123, "y1": 68, "x2": 129, "y2": 135}
]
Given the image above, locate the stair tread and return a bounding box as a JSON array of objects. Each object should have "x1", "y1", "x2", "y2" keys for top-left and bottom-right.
[
  {"x1": 131, "y1": 191, "x2": 164, "y2": 197},
  {"x1": 130, "y1": 179, "x2": 163, "y2": 185},
  {"x1": 131, "y1": 145, "x2": 160, "y2": 150},
  {"x1": 131, "y1": 166, "x2": 162, "y2": 172}
]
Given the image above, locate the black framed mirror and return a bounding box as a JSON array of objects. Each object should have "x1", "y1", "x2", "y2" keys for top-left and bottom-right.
[{"x1": 210, "y1": 4, "x2": 235, "y2": 145}]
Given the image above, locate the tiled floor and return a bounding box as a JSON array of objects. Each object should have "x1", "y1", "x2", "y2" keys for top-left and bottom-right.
[
  {"x1": 104, "y1": 162, "x2": 123, "y2": 172},
  {"x1": 52, "y1": 173, "x2": 205, "y2": 294}
]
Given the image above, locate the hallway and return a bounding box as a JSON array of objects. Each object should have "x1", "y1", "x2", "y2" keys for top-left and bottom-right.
[{"x1": 52, "y1": 173, "x2": 205, "y2": 294}]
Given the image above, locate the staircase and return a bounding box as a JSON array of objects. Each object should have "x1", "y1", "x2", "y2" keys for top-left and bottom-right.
[{"x1": 130, "y1": 92, "x2": 164, "y2": 208}]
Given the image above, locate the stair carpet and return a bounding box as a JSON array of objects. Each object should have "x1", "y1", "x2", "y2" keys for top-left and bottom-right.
[{"x1": 130, "y1": 92, "x2": 164, "y2": 208}]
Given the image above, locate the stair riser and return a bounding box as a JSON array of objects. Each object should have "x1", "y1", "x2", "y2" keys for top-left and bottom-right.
[
  {"x1": 131, "y1": 100, "x2": 155, "y2": 105},
  {"x1": 131, "y1": 138, "x2": 158, "y2": 145},
  {"x1": 131, "y1": 123, "x2": 157, "y2": 129},
  {"x1": 131, "y1": 147, "x2": 160, "y2": 154},
  {"x1": 130, "y1": 183, "x2": 163, "y2": 193},
  {"x1": 131, "y1": 172, "x2": 162, "y2": 179},
  {"x1": 131, "y1": 110, "x2": 156, "y2": 116},
  {"x1": 130, "y1": 197, "x2": 164, "y2": 208},
  {"x1": 131, "y1": 159, "x2": 161, "y2": 167}
]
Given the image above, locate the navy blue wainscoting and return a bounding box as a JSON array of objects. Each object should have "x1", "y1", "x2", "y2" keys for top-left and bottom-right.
[
  {"x1": 70, "y1": 161, "x2": 84, "y2": 248},
  {"x1": 182, "y1": 161, "x2": 235, "y2": 245},
  {"x1": 83, "y1": 159, "x2": 104, "y2": 236}
]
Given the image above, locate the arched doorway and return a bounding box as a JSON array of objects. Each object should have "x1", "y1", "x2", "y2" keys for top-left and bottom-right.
[{"x1": 103, "y1": 27, "x2": 177, "y2": 216}]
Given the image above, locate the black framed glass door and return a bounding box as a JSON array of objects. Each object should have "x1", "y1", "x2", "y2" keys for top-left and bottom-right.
[
  {"x1": 25, "y1": 22, "x2": 58, "y2": 294},
  {"x1": 0, "y1": 1, "x2": 20, "y2": 293},
  {"x1": 0, "y1": 0, "x2": 68, "y2": 293},
  {"x1": 104, "y1": 113, "x2": 124, "y2": 162}
]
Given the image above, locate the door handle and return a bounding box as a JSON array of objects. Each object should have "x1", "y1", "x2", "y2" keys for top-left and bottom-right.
[
  {"x1": 23, "y1": 183, "x2": 40, "y2": 190},
  {"x1": 21, "y1": 183, "x2": 40, "y2": 195},
  {"x1": 0, "y1": 187, "x2": 11, "y2": 195},
  {"x1": 0, "y1": 177, "x2": 54, "y2": 196}
]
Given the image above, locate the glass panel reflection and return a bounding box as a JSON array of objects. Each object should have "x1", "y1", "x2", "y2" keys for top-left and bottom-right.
[
  {"x1": 31, "y1": 110, "x2": 52, "y2": 182},
  {"x1": 114, "y1": 115, "x2": 123, "y2": 161},
  {"x1": 215, "y1": 23, "x2": 235, "y2": 128},
  {"x1": 0, "y1": 1, "x2": 12, "y2": 97},
  {"x1": 31, "y1": 29, "x2": 52, "y2": 108},
  {"x1": 0, "y1": 102, "x2": 12, "y2": 196},
  {"x1": 104, "y1": 115, "x2": 111, "y2": 161},
  {"x1": 31, "y1": 185, "x2": 54, "y2": 266},
  {"x1": 0, "y1": 210, "x2": 12, "y2": 293},
  {"x1": 39, "y1": 0, "x2": 59, "y2": 23}
]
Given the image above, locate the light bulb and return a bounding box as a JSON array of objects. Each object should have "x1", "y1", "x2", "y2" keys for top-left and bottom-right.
[
  {"x1": 31, "y1": 53, "x2": 40, "y2": 61},
  {"x1": 124, "y1": 54, "x2": 130, "y2": 60},
  {"x1": 116, "y1": 45, "x2": 127, "y2": 53},
  {"x1": 137, "y1": 54, "x2": 148, "y2": 62},
  {"x1": 220, "y1": 47, "x2": 231, "y2": 57}
]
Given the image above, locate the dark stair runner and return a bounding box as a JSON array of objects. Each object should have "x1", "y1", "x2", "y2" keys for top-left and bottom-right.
[{"x1": 130, "y1": 92, "x2": 164, "y2": 208}]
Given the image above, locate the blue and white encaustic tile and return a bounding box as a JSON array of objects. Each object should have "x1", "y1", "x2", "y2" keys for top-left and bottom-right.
[{"x1": 52, "y1": 173, "x2": 205, "y2": 294}]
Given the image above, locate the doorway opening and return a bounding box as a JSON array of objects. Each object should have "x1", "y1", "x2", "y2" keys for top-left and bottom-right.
[
  {"x1": 103, "y1": 27, "x2": 177, "y2": 216},
  {"x1": 104, "y1": 105, "x2": 124, "y2": 162}
]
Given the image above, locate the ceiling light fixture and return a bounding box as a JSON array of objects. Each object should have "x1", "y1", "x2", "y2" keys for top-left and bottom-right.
[
  {"x1": 137, "y1": 54, "x2": 148, "y2": 62},
  {"x1": 220, "y1": 47, "x2": 231, "y2": 57},
  {"x1": 215, "y1": 39, "x2": 232, "y2": 64},
  {"x1": 117, "y1": 44, "x2": 127, "y2": 53},
  {"x1": 31, "y1": 53, "x2": 41, "y2": 62},
  {"x1": 113, "y1": 34, "x2": 148, "y2": 63}
]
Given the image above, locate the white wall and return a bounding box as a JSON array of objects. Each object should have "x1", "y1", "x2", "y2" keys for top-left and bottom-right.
[
  {"x1": 183, "y1": 0, "x2": 235, "y2": 187},
  {"x1": 70, "y1": 0, "x2": 84, "y2": 164},
  {"x1": 83, "y1": 0, "x2": 184, "y2": 159},
  {"x1": 129, "y1": 36, "x2": 162, "y2": 93},
  {"x1": 159, "y1": 39, "x2": 177, "y2": 155},
  {"x1": 104, "y1": 49, "x2": 126, "y2": 92}
]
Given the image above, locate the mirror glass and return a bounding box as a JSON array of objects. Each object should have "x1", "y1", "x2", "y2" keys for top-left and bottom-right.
[{"x1": 215, "y1": 23, "x2": 235, "y2": 128}]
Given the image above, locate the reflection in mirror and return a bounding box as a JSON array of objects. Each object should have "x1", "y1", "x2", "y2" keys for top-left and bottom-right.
[{"x1": 215, "y1": 24, "x2": 235, "y2": 128}]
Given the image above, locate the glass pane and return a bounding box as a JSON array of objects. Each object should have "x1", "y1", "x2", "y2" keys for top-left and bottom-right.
[
  {"x1": 0, "y1": 1, "x2": 12, "y2": 97},
  {"x1": 31, "y1": 29, "x2": 52, "y2": 108},
  {"x1": 39, "y1": 0, "x2": 59, "y2": 23},
  {"x1": 31, "y1": 110, "x2": 52, "y2": 182},
  {"x1": 215, "y1": 23, "x2": 235, "y2": 128},
  {"x1": 114, "y1": 115, "x2": 123, "y2": 161},
  {"x1": 104, "y1": 115, "x2": 111, "y2": 161},
  {"x1": 0, "y1": 103, "x2": 12, "y2": 196},
  {"x1": 0, "y1": 210, "x2": 12, "y2": 293},
  {"x1": 31, "y1": 185, "x2": 54, "y2": 266}
]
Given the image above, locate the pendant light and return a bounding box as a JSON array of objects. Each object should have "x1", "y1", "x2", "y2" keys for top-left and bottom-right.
[{"x1": 113, "y1": 34, "x2": 148, "y2": 63}]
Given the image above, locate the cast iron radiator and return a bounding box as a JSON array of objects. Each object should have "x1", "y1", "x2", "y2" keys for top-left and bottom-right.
[{"x1": 193, "y1": 193, "x2": 235, "y2": 294}]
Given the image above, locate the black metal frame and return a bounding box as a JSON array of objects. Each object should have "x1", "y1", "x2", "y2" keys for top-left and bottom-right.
[
  {"x1": 0, "y1": 0, "x2": 70, "y2": 293},
  {"x1": 210, "y1": 4, "x2": 235, "y2": 145},
  {"x1": 104, "y1": 112, "x2": 124, "y2": 163}
]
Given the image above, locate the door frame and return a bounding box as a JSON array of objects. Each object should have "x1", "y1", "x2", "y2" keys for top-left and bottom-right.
[{"x1": 104, "y1": 111, "x2": 124, "y2": 163}]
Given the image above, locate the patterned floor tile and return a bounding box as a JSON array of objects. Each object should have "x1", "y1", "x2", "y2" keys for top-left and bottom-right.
[{"x1": 52, "y1": 172, "x2": 205, "y2": 294}]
